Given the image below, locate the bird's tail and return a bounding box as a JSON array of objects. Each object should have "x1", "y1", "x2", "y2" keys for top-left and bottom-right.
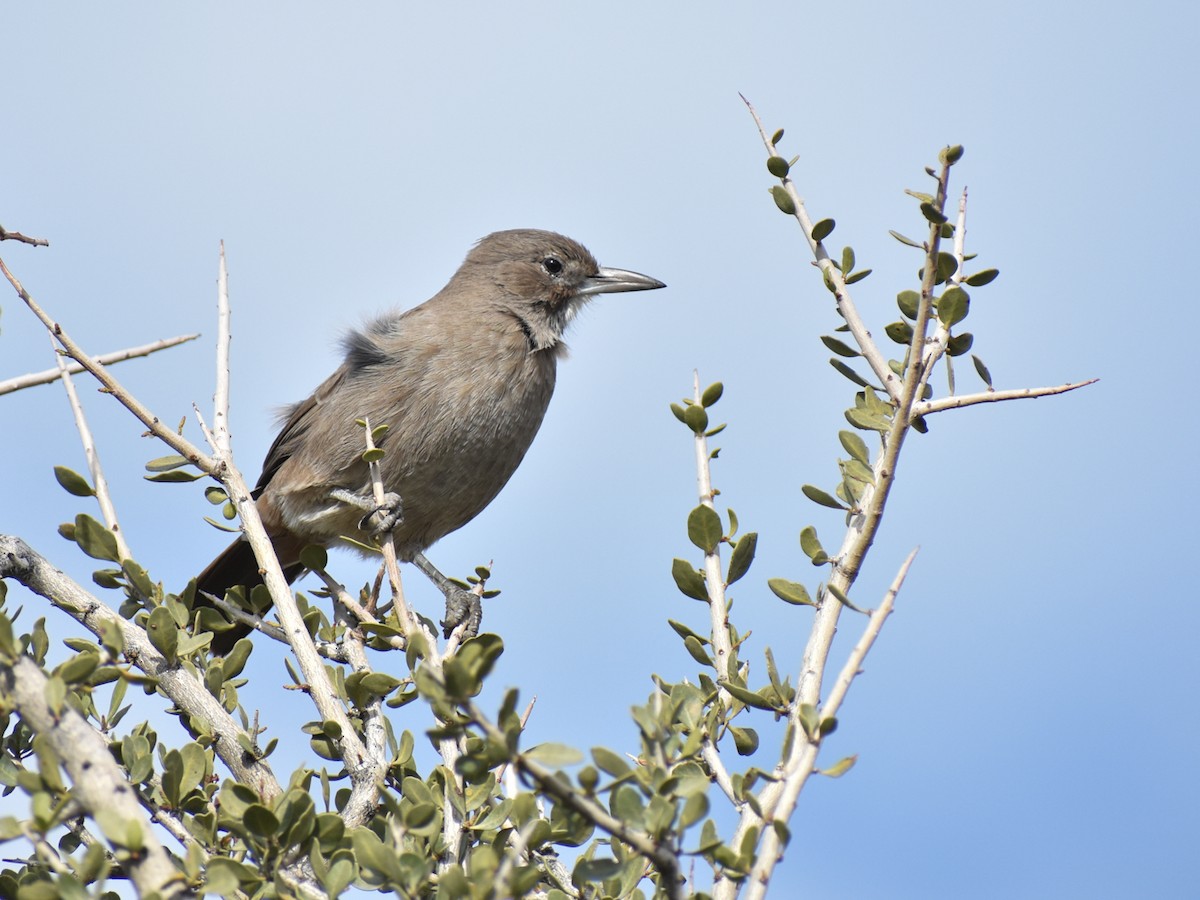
[{"x1": 192, "y1": 533, "x2": 307, "y2": 655}]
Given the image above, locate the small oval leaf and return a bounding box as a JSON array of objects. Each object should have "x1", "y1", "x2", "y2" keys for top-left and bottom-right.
[
  {"x1": 811, "y1": 218, "x2": 835, "y2": 242},
  {"x1": 687, "y1": 506, "x2": 723, "y2": 555}
]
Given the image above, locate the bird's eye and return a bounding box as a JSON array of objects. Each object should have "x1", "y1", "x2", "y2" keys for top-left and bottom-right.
[{"x1": 542, "y1": 256, "x2": 564, "y2": 276}]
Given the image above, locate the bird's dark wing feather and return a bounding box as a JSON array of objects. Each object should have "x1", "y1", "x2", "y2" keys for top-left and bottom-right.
[{"x1": 254, "y1": 363, "x2": 352, "y2": 495}]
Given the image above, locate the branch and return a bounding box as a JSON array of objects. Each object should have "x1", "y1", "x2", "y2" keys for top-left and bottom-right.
[
  {"x1": 0, "y1": 535, "x2": 282, "y2": 801},
  {"x1": 741, "y1": 549, "x2": 914, "y2": 900},
  {"x1": 690, "y1": 372, "x2": 734, "y2": 687},
  {"x1": 52, "y1": 343, "x2": 132, "y2": 563},
  {"x1": 0, "y1": 655, "x2": 184, "y2": 897},
  {"x1": 0, "y1": 334, "x2": 200, "y2": 396},
  {"x1": 212, "y1": 243, "x2": 232, "y2": 456},
  {"x1": 741, "y1": 94, "x2": 902, "y2": 403},
  {"x1": 0, "y1": 224, "x2": 49, "y2": 247},
  {"x1": 464, "y1": 699, "x2": 685, "y2": 900},
  {"x1": 913, "y1": 379, "x2": 1098, "y2": 416},
  {"x1": 1, "y1": 251, "x2": 377, "y2": 790}
]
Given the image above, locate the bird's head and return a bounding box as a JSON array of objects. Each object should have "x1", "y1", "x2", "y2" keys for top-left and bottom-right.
[{"x1": 461, "y1": 229, "x2": 665, "y2": 350}]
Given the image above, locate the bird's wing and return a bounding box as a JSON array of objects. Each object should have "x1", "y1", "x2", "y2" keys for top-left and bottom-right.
[{"x1": 253, "y1": 363, "x2": 351, "y2": 496}]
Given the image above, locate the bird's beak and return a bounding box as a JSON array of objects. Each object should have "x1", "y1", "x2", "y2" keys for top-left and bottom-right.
[{"x1": 578, "y1": 266, "x2": 666, "y2": 296}]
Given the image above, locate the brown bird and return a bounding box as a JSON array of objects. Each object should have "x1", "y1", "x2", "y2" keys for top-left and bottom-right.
[{"x1": 195, "y1": 229, "x2": 665, "y2": 652}]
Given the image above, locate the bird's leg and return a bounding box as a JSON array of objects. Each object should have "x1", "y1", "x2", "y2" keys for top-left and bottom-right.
[
  {"x1": 411, "y1": 551, "x2": 483, "y2": 638},
  {"x1": 330, "y1": 488, "x2": 405, "y2": 535}
]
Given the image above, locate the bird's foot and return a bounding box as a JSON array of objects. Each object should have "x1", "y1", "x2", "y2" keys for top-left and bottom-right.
[
  {"x1": 410, "y1": 551, "x2": 483, "y2": 638},
  {"x1": 330, "y1": 488, "x2": 405, "y2": 535},
  {"x1": 363, "y1": 491, "x2": 404, "y2": 536},
  {"x1": 441, "y1": 587, "x2": 483, "y2": 639}
]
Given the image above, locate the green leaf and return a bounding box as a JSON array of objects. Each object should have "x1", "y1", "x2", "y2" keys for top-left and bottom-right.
[
  {"x1": 919, "y1": 202, "x2": 947, "y2": 225},
  {"x1": 797, "y1": 703, "x2": 819, "y2": 738},
  {"x1": 361, "y1": 447, "x2": 385, "y2": 463},
  {"x1": 683, "y1": 403, "x2": 709, "y2": 433},
  {"x1": 811, "y1": 218, "x2": 835, "y2": 242},
  {"x1": 820, "y1": 755, "x2": 858, "y2": 777},
  {"x1": 700, "y1": 381, "x2": 724, "y2": 408},
  {"x1": 767, "y1": 578, "x2": 813, "y2": 606},
  {"x1": 829, "y1": 358, "x2": 870, "y2": 388},
  {"x1": 770, "y1": 127, "x2": 784, "y2": 146},
  {"x1": 55, "y1": 652, "x2": 99, "y2": 684},
  {"x1": 825, "y1": 583, "x2": 865, "y2": 614},
  {"x1": 731, "y1": 727, "x2": 759, "y2": 756},
  {"x1": 668, "y1": 619, "x2": 707, "y2": 644},
  {"x1": 799, "y1": 526, "x2": 828, "y2": 565},
  {"x1": 53, "y1": 466, "x2": 94, "y2": 497},
  {"x1": 669, "y1": 402, "x2": 687, "y2": 424},
  {"x1": 243, "y1": 804, "x2": 280, "y2": 837},
  {"x1": 889, "y1": 230, "x2": 924, "y2": 249},
  {"x1": 820, "y1": 335, "x2": 859, "y2": 358},
  {"x1": 524, "y1": 742, "x2": 582, "y2": 767},
  {"x1": 935, "y1": 252, "x2": 959, "y2": 284},
  {"x1": 726, "y1": 532, "x2": 757, "y2": 585},
  {"x1": 897, "y1": 289, "x2": 921, "y2": 319},
  {"x1": 965, "y1": 268, "x2": 999, "y2": 286},
  {"x1": 838, "y1": 430, "x2": 870, "y2": 467},
  {"x1": 972, "y1": 354, "x2": 994, "y2": 388},
  {"x1": 885, "y1": 321, "x2": 914, "y2": 345},
  {"x1": 947, "y1": 332, "x2": 974, "y2": 356},
  {"x1": 73, "y1": 514, "x2": 120, "y2": 562},
  {"x1": 840, "y1": 246, "x2": 855, "y2": 274},
  {"x1": 145, "y1": 606, "x2": 179, "y2": 664},
  {"x1": 844, "y1": 268, "x2": 872, "y2": 284},
  {"x1": 684, "y1": 635, "x2": 713, "y2": 666},
  {"x1": 938, "y1": 286, "x2": 970, "y2": 327},
  {"x1": 687, "y1": 505, "x2": 723, "y2": 554},
  {"x1": 573, "y1": 857, "x2": 624, "y2": 887},
  {"x1": 771, "y1": 185, "x2": 796, "y2": 215},
  {"x1": 671, "y1": 559, "x2": 709, "y2": 602},
  {"x1": 591, "y1": 746, "x2": 631, "y2": 778},
  {"x1": 766, "y1": 156, "x2": 789, "y2": 178},
  {"x1": 144, "y1": 454, "x2": 192, "y2": 472},
  {"x1": 939, "y1": 144, "x2": 965, "y2": 165},
  {"x1": 721, "y1": 680, "x2": 779, "y2": 712},
  {"x1": 844, "y1": 407, "x2": 891, "y2": 433},
  {"x1": 145, "y1": 469, "x2": 204, "y2": 483},
  {"x1": 801, "y1": 485, "x2": 847, "y2": 511}
]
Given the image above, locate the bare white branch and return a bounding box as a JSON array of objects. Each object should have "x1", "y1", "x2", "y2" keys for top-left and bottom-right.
[
  {"x1": 691, "y1": 372, "x2": 734, "y2": 687},
  {"x1": 52, "y1": 339, "x2": 132, "y2": 563},
  {"x1": 0, "y1": 333, "x2": 200, "y2": 396},
  {"x1": 913, "y1": 379, "x2": 1098, "y2": 416}
]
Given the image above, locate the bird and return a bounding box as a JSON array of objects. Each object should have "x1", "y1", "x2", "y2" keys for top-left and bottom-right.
[{"x1": 194, "y1": 229, "x2": 665, "y2": 653}]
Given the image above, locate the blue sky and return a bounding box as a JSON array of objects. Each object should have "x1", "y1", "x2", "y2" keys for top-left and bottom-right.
[{"x1": 3, "y1": 3, "x2": 1197, "y2": 897}]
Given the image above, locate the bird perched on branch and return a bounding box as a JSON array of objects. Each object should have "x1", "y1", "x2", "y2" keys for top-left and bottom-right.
[{"x1": 195, "y1": 229, "x2": 665, "y2": 652}]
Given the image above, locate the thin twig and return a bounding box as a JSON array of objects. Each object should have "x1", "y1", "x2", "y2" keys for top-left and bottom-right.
[
  {"x1": 213, "y1": 242, "x2": 232, "y2": 456},
  {"x1": 741, "y1": 93, "x2": 901, "y2": 402},
  {"x1": 691, "y1": 371, "x2": 733, "y2": 688},
  {"x1": 52, "y1": 339, "x2": 132, "y2": 563},
  {"x1": 0, "y1": 334, "x2": 200, "y2": 396},
  {"x1": 913, "y1": 379, "x2": 1098, "y2": 416},
  {"x1": 0, "y1": 225, "x2": 49, "y2": 247}
]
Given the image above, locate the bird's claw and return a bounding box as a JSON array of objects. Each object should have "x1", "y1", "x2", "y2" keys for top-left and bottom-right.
[
  {"x1": 441, "y1": 586, "x2": 483, "y2": 638},
  {"x1": 362, "y1": 491, "x2": 404, "y2": 536}
]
